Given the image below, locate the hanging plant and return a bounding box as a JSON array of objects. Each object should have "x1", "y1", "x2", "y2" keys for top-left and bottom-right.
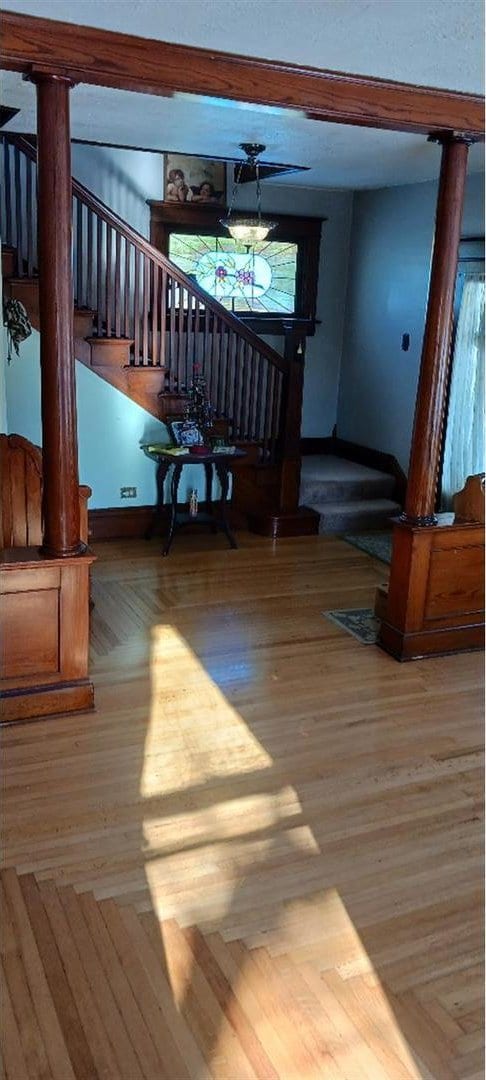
[{"x1": 2, "y1": 296, "x2": 32, "y2": 363}]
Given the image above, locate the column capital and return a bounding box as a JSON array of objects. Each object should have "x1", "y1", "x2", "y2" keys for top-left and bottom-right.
[
  {"x1": 427, "y1": 131, "x2": 478, "y2": 147},
  {"x1": 24, "y1": 67, "x2": 75, "y2": 89}
]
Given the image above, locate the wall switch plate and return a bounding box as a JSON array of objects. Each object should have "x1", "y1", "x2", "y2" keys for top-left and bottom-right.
[{"x1": 120, "y1": 486, "x2": 137, "y2": 499}]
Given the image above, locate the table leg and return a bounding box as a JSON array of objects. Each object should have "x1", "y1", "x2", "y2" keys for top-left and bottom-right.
[
  {"x1": 215, "y1": 461, "x2": 238, "y2": 549},
  {"x1": 204, "y1": 462, "x2": 217, "y2": 534},
  {"x1": 145, "y1": 460, "x2": 170, "y2": 539},
  {"x1": 163, "y1": 462, "x2": 182, "y2": 556}
]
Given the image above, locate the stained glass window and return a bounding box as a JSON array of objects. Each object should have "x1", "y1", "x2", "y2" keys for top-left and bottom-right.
[{"x1": 168, "y1": 233, "x2": 299, "y2": 315}]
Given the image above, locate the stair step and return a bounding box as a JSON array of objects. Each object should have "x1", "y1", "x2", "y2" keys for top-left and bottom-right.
[
  {"x1": 300, "y1": 455, "x2": 396, "y2": 503},
  {"x1": 308, "y1": 498, "x2": 401, "y2": 534}
]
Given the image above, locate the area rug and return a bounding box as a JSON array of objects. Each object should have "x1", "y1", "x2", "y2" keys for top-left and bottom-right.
[
  {"x1": 323, "y1": 608, "x2": 380, "y2": 644},
  {"x1": 343, "y1": 531, "x2": 392, "y2": 564}
]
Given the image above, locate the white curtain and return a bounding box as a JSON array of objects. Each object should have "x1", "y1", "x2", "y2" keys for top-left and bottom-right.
[{"x1": 441, "y1": 272, "x2": 485, "y2": 507}]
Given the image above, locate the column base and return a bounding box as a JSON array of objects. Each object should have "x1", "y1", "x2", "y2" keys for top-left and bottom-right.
[{"x1": 399, "y1": 511, "x2": 438, "y2": 527}]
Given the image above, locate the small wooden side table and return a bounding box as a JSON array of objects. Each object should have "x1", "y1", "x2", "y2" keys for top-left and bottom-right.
[{"x1": 142, "y1": 447, "x2": 246, "y2": 556}]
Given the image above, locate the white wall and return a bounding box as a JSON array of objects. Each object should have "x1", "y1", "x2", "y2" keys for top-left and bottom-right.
[
  {"x1": 337, "y1": 171, "x2": 485, "y2": 471},
  {"x1": 71, "y1": 144, "x2": 160, "y2": 240},
  {"x1": 4, "y1": 330, "x2": 223, "y2": 509}
]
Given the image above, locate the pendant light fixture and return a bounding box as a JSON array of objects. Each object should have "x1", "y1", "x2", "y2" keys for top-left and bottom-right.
[{"x1": 220, "y1": 143, "x2": 276, "y2": 243}]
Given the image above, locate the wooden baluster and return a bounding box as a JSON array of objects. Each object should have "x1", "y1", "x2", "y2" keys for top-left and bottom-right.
[
  {"x1": 194, "y1": 296, "x2": 201, "y2": 373},
  {"x1": 169, "y1": 275, "x2": 176, "y2": 389},
  {"x1": 239, "y1": 341, "x2": 249, "y2": 440},
  {"x1": 178, "y1": 285, "x2": 186, "y2": 390},
  {"x1": 262, "y1": 364, "x2": 273, "y2": 462},
  {"x1": 123, "y1": 238, "x2": 131, "y2": 339},
  {"x1": 133, "y1": 247, "x2": 140, "y2": 363},
  {"x1": 254, "y1": 351, "x2": 264, "y2": 443},
  {"x1": 96, "y1": 216, "x2": 103, "y2": 336},
  {"x1": 142, "y1": 256, "x2": 149, "y2": 364},
  {"x1": 270, "y1": 368, "x2": 282, "y2": 463},
  {"x1": 25, "y1": 153, "x2": 34, "y2": 277},
  {"x1": 217, "y1": 324, "x2": 227, "y2": 417},
  {"x1": 158, "y1": 266, "x2": 166, "y2": 372},
  {"x1": 114, "y1": 230, "x2": 121, "y2": 336},
  {"x1": 233, "y1": 337, "x2": 243, "y2": 440},
  {"x1": 76, "y1": 198, "x2": 83, "y2": 307},
  {"x1": 209, "y1": 311, "x2": 218, "y2": 407},
  {"x1": 105, "y1": 224, "x2": 112, "y2": 336},
  {"x1": 186, "y1": 292, "x2": 194, "y2": 383},
  {"x1": 14, "y1": 145, "x2": 23, "y2": 275},
  {"x1": 86, "y1": 208, "x2": 94, "y2": 311},
  {"x1": 151, "y1": 262, "x2": 159, "y2": 366},
  {"x1": 224, "y1": 329, "x2": 234, "y2": 421},
  {"x1": 203, "y1": 299, "x2": 211, "y2": 385},
  {"x1": 247, "y1": 345, "x2": 257, "y2": 440},
  {"x1": 3, "y1": 139, "x2": 12, "y2": 246}
]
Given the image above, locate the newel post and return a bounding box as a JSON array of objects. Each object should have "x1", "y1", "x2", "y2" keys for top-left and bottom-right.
[
  {"x1": 279, "y1": 324, "x2": 305, "y2": 513},
  {"x1": 402, "y1": 134, "x2": 472, "y2": 525},
  {"x1": 31, "y1": 71, "x2": 83, "y2": 557}
]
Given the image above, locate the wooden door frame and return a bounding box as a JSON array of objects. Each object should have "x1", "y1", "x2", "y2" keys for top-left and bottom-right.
[{"x1": 1, "y1": 10, "x2": 484, "y2": 138}]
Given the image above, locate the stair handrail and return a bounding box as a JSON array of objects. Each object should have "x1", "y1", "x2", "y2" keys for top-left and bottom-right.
[{"x1": 4, "y1": 133, "x2": 289, "y2": 376}]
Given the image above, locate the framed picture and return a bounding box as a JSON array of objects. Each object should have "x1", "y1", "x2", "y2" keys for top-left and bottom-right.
[
  {"x1": 169, "y1": 419, "x2": 204, "y2": 447},
  {"x1": 163, "y1": 153, "x2": 226, "y2": 207}
]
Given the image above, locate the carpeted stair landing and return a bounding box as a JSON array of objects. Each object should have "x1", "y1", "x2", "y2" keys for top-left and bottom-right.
[{"x1": 300, "y1": 455, "x2": 401, "y2": 534}]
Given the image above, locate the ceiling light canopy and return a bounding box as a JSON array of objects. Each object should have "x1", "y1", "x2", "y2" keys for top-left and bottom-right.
[{"x1": 220, "y1": 143, "x2": 276, "y2": 244}]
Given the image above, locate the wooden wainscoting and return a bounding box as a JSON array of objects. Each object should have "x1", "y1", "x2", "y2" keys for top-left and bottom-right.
[
  {"x1": 0, "y1": 549, "x2": 95, "y2": 723},
  {"x1": 379, "y1": 520, "x2": 485, "y2": 660}
]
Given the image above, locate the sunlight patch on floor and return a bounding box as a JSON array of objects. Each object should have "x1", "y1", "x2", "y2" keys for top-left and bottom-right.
[{"x1": 140, "y1": 626, "x2": 427, "y2": 1079}]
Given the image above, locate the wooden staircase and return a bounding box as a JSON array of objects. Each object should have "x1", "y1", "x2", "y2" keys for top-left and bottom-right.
[{"x1": 1, "y1": 134, "x2": 318, "y2": 535}]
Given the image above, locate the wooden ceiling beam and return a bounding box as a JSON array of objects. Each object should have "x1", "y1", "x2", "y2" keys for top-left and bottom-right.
[{"x1": 1, "y1": 11, "x2": 484, "y2": 139}]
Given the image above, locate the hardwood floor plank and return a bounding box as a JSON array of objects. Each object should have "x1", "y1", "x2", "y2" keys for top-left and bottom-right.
[
  {"x1": 0, "y1": 960, "x2": 30, "y2": 1080},
  {"x1": 19, "y1": 874, "x2": 99, "y2": 1080},
  {"x1": 37, "y1": 879, "x2": 118, "y2": 1079},
  {"x1": 0, "y1": 879, "x2": 51, "y2": 1080},
  {"x1": 58, "y1": 886, "x2": 144, "y2": 1080},
  {"x1": 119, "y1": 905, "x2": 203, "y2": 1080},
  {"x1": 1, "y1": 868, "x2": 75, "y2": 1080},
  {"x1": 77, "y1": 891, "x2": 160, "y2": 1080}
]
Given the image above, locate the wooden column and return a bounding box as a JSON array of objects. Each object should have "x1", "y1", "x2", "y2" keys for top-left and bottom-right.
[
  {"x1": 33, "y1": 72, "x2": 83, "y2": 557},
  {"x1": 279, "y1": 325, "x2": 305, "y2": 513},
  {"x1": 402, "y1": 134, "x2": 471, "y2": 525}
]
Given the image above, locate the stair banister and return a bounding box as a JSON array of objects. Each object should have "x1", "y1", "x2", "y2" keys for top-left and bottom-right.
[
  {"x1": 1, "y1": 132, "x2": 307, "y2": 484},
  {"x1": 3, "y1": 133, "x2": 288, "y2": 374}
]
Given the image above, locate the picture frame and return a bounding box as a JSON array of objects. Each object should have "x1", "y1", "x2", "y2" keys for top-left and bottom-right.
[
  {"x1": 169, "y1": 419, "x2": 204, "y2": 447},
  {"x1": 163, "y1": 153, "x2": 226, "y2": 207}
]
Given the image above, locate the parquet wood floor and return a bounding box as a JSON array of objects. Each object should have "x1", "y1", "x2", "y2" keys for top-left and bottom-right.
[{"x1": 1, "y1": 532, "x2": 484, "y2": 1078}]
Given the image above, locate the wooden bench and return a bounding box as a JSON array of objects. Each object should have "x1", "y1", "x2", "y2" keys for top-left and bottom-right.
[
  {"x1": 0, "y1": 433, "x2": 94, "y2": 724},
  {"x1": 0, "y1": 433, "x2": 91, "y2": 549}
]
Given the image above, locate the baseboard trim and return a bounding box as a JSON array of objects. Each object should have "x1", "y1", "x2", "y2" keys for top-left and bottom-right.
[
  {"x1": 1, "y1": 679, "x2": 95, "y2": 725},
  {"x1": 89, "y1": 502, "x2": 243, "y2": 541},
  {"x1": 247, "y1": 505, "x2": 320, "y2": 539},
  {"x1": 378, "y1": 619, "x2": 485, "y2": 661},
  {"x1": 300, "y1": 436, "x2": 407, "y2": 505},
  {"x1": 300, "y1": 437, "x2": 335, "y2": 456},
  {"x1": 89, "y1": 505, "x2": 155, "y2": 541}
]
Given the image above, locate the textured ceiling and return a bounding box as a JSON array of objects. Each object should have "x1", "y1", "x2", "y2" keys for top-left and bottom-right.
[
  {"x1": 2, "y1": 0, "x2": 484, "y2": 94},
  {"x1": 2, "y1": 70, "x2": 484, "y2": 190},
  {"x1": 1, "y1": 2, "x2": 484, "y2": 190}
]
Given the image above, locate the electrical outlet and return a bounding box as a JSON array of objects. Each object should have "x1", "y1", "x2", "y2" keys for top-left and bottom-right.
[{"x1": 120, "y1": 486, "x2": 137, "y2": 499}]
